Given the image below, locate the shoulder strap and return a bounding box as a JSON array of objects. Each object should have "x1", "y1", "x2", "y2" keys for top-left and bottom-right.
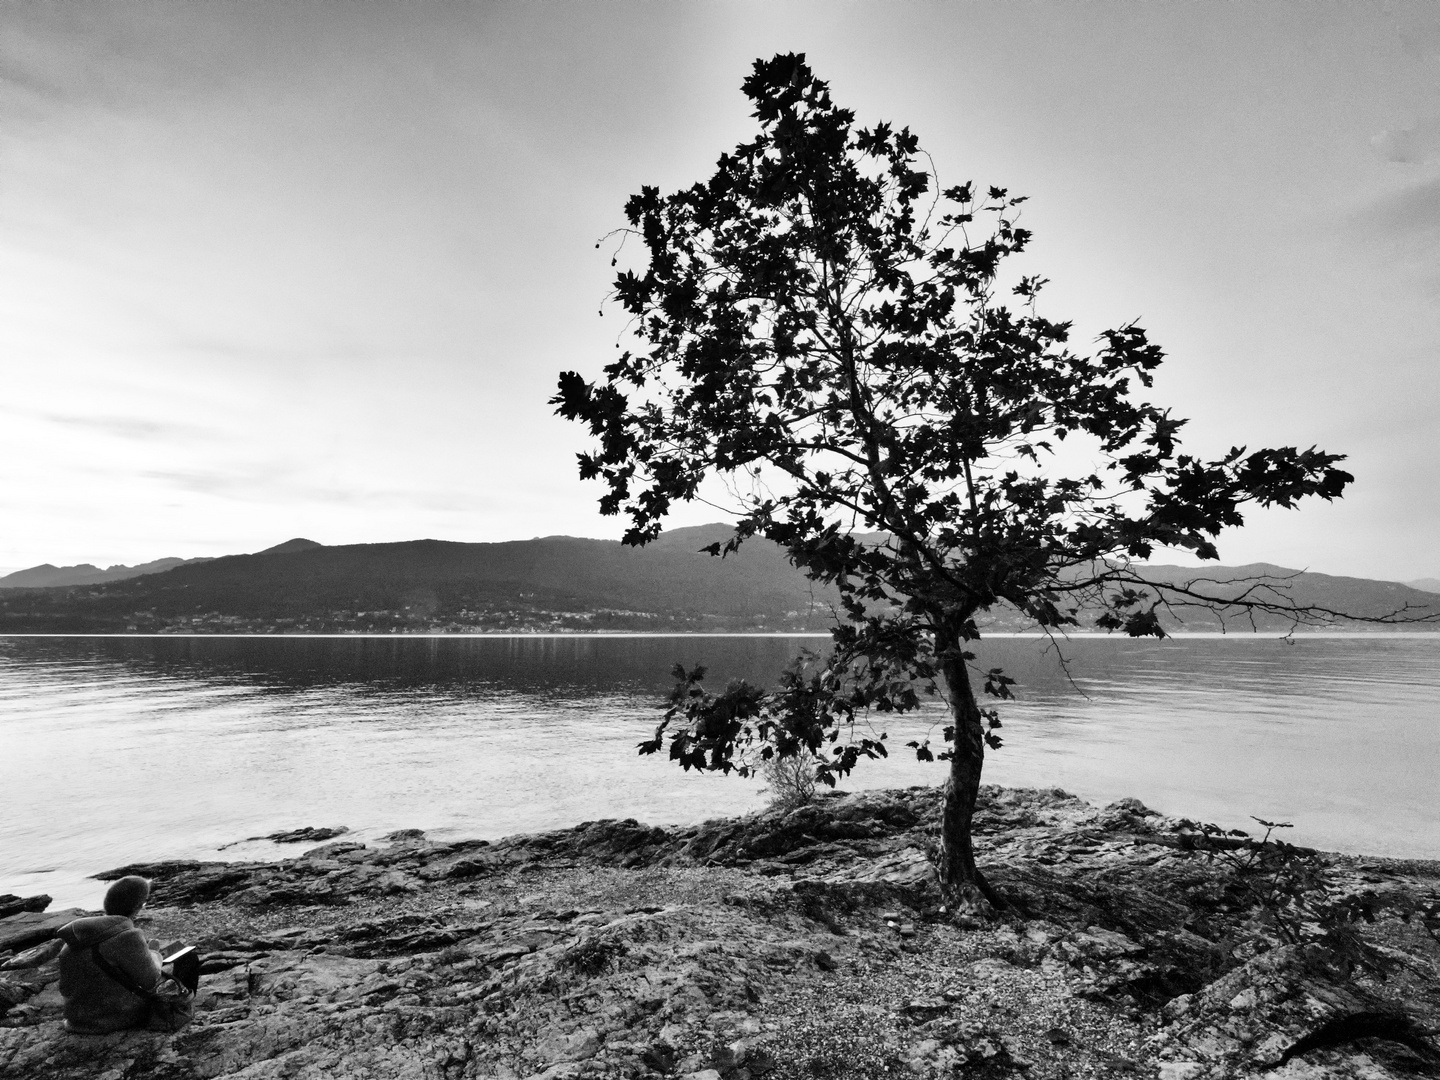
[{"x1": 88, "y1": 942, "x2": 157, "y2": 1000}]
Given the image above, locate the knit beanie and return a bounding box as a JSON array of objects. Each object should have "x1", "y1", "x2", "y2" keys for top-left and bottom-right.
[{"x1": 103, "y1": 876, "x2": 151, "y2": 918}]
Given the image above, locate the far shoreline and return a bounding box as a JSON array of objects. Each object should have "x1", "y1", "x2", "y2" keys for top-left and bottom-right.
[{"x1": 4, "y1": 630, "x2": 1440, "y2": 640}]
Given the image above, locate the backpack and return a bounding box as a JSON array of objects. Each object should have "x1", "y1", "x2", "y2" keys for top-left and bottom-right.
[{"x1": 87, "y1": 943, "x2": 195, "y2": 1032}]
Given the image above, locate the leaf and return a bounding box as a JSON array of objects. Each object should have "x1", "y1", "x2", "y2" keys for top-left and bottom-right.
[{"x1": 1252, "y1": 817, "x2": 1294, "y2": 830}]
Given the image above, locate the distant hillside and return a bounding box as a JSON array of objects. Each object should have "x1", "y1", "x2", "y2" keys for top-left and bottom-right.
[
  {"x1": 256, "y1": 538, "x2": 324, "y2": 556},
  {"x1": 0, "y1": 525, "x2": 837, "y2": 633},
  {"x1": 0, "y1": 528, "x2": 1434, "y2": 634},
  {"x1": 0, "y1": 555, "x2": 212, "y2": 590},
  {"x1": 1407, "y1": 577, "x2": 1440, "y2": 594},
  {"x1": 1076, "y1": 563, "x2": 1440, "y2": 633}
]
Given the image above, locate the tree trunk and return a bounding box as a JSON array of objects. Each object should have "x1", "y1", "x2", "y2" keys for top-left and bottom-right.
[{"x1": 937, "y1": 638, "x2": 1002, "y2": 914}]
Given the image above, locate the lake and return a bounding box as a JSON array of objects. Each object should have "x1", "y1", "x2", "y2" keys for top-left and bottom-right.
[{"x1": 2, "y1": 632, "x2": 1437, "y2": 909}]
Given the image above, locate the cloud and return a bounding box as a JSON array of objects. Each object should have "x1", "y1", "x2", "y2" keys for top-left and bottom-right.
[
  {"x1": 1361, "y1": 176, "x2": 1440, "y2": 239},
  {"x1": 1345, "y1": 176, "x2": 1440, "y2": 300},
  {"x1": 0, "y1": 405, "x2": 223, "y2": 444},
  {"x1": 139, "y1": 466, "x2": 489, "y2": 514},
  {"x1": 1372, "y1": 117, "x2": 1440, "y2": 164},
  {"x1": 1390, "y1": 5, "x2": 1440, "y2": 62},
  {"x1": 140, "y1": 463, "x2": 315, "y2": 502},
  {"x1": 0, "y1": 55, "x2": 68, "y2": 104},
  {"x1": 42, "y1": 413, "x2": 218, "y2": 443}
]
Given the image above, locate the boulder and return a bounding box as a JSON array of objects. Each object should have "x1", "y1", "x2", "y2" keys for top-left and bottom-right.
[
  {"x1": 0, "y1": 896, "x2": 49, "y2": 921},
  {"x1": 268, "y1": 826, "x2": 349, "y2": 844},
  {"x1": 0, "y1": 940, "x2": 63, "y2": 972},
  {"x1": 0, "y1": 910, "x2": 87, "y2": 954}
]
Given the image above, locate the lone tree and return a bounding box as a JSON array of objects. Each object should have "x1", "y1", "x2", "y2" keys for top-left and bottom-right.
[{"x1": 554, "y1": 54, "x2": 1360, "y2": 910}]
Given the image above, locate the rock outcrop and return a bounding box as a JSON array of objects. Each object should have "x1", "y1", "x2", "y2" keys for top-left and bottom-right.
[{"x1": 2, "y1": 786, "x2": 1437, "y2": 1079}]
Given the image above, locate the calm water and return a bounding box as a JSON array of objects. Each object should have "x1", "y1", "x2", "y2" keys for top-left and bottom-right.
[{"x1": 2, "y1": 633, "x2": 1437, "y2": 909}]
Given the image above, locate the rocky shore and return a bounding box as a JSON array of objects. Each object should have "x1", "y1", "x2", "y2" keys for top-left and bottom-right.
[{"x1": 2, "y1": 786, "x2": 1438, "y2": 1079}]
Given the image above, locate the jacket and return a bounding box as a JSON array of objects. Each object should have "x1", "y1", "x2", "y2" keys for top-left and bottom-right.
[{"x1": 56, "y1": 915, "x2": 163, "y2": 1033}]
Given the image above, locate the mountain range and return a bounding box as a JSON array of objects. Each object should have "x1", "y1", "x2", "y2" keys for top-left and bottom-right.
[
  {"x1": 0, "y1": 526, "x2": 1435, "y2": 634},
  {"x1": 0, "y1": 526, "x2": 833, "y2": 633},
  {"x1": 0, "y1": 555, "x2": 214, "y2": 589}
]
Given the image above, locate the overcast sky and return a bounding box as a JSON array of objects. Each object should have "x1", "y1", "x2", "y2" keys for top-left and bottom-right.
[{"x1": 1, "y1": 2, "x2": 1437, "y2": 581}]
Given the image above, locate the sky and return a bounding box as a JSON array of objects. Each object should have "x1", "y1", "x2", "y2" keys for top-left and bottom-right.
[{"x1": 0, "y1": 1, "x2": 1437, "y2": 581}]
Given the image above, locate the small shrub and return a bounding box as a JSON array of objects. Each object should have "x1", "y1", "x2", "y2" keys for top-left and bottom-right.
[
  {"x1": 760, "y1": 752, "x2": 819, "y2": 811},
  {"x1": 435, "y1": 944, "x2": 470, "y2": 967},
  {"x1": 1184, "y1": 816, "x2": 1393, "y2": 977},
  {"x1": 562, "y1": 934, "x2": 628, "y2": 977}
]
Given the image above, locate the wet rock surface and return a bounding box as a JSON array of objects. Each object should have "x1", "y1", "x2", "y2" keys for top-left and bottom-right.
[
  {"x1": 217, "y1": 826, "x2": 352, "y2": 850},
  {"x1": 0, "y1": 896, "x2": 52, "y2": 921},
  {"x1": 1, "y1": 786, "x2": 1437, "y2": 1078}
]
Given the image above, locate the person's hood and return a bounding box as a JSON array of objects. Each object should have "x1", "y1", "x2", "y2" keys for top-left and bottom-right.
[{"x1": 57, "y1": 915, "x2": 134, "y2": 948}]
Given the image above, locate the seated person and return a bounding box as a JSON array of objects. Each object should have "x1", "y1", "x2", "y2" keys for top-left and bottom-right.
[{"x1": 56, "y1": 875, "x2": 197, "y2": 1034}]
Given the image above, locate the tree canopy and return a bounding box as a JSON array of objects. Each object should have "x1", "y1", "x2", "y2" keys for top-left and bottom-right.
[{"x1": 553, "y1": 53, "x2": 1360, "y2": 904}]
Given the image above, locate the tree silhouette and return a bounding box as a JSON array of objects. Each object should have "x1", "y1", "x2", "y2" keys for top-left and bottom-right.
[{"x1": 554, "y1": 53, "x2": 1364, "y2": 910}]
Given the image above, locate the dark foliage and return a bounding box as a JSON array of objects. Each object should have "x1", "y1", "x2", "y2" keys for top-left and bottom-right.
[
  {"x1": 552, "y1": 54, "x2": 1380, "y2": 894},
  {"x1": 1184, "y1": 817, "x2": 1418, "y2": 980},
  {"x1": 550, "y1": 54, "x2": 1402, "y2": 893}
]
